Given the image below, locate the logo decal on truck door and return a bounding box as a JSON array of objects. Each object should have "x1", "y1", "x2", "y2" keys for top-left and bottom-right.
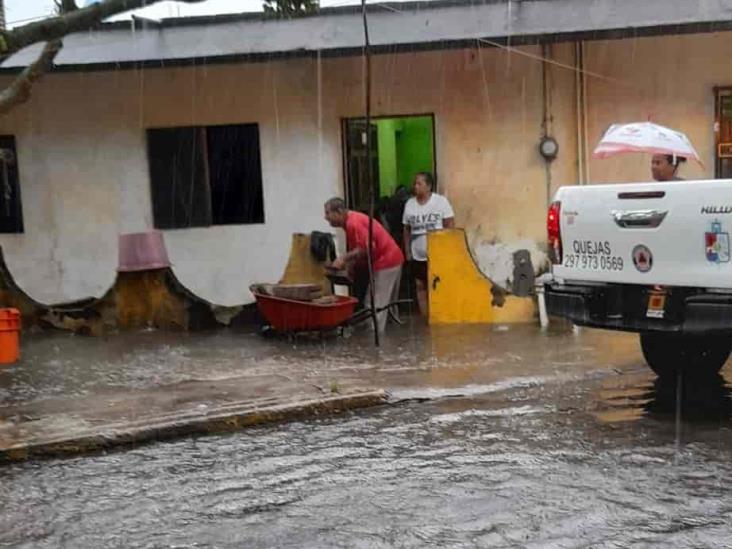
[
  {"x1": 632, "y1": 245, "x2": 653, "y2": 273},
  {"x1": 705, "y1": 220, "x2": 730, "y2": 263}
]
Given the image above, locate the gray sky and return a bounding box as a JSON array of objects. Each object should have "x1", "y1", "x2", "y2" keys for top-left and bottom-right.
[{"x1": 5, "y1": 0, "x2": 362, "y2": 27}]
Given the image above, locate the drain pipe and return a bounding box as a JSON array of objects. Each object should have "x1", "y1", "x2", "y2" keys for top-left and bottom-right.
[
  {"x1": 541, "y1": 43, "x2": 554, "y2": 206},
  {"x1": 582, "y1": 42, "x2": 591, "y2": 185},
  {"x1": 537, "y1": 44, "x2": 555, "y2": 330},
  {"x1": 575, "y1": 42, "x2": 584, "y2": 185},
  {"x1": 575, "y1": 41, "x2": 590, "y2": 186},
  {"x1": 561, "y1": 40, "x2": 589, "y2": 337}
]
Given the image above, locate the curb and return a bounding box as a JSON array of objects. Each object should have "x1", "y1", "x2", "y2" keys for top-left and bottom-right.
[{"x1": 0, "y1": 389, "x2": 388, "y2": 464}]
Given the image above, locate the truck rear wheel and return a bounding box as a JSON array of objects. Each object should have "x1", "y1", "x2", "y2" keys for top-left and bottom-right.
[{"x1": 639, "y1": 333, "x2": 732, "y2": 378}]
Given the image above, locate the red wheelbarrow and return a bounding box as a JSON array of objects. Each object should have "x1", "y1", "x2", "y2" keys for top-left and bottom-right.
[
  {"x1": 250, "y1": 284, "x2": 410, "y2": 335},
  {"x1": 253, "y1": 292, "x2": 358, "y2": 333}
]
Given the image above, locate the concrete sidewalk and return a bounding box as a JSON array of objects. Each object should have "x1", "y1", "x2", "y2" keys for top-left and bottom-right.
[
  {"x1": 0, "y1": 322, "x2": 642, "y2": 463},
  {"x1": 0, "y1": 373, "x2": 386, "y2": 462}
]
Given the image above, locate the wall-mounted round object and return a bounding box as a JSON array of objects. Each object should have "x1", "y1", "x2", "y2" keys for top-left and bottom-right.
[{"x1": 539, "y1": 136, "x2": 559, "y2": 161}]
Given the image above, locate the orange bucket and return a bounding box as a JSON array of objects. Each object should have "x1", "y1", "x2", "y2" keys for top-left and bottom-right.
[{"x1": 0, "y1": 308, "x2": 20, "y2": 365}]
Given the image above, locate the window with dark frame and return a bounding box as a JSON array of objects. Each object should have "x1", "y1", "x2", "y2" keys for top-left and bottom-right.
[
  {"x1": 0, "y1": 135, "x2": 24, "y2": 234},
  {"x1": 147, "y1": 123, "x2": 265, "y2": 229}
]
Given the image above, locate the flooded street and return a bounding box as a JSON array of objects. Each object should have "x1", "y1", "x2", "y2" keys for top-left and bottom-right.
[
  {"x1": 0, "y1": 322, "x2": 639, "y2": 406},
  {"x1": 4, "y1": 0, "x2": 732, "y2": 546},
  {"x1": 1, "y1": 325, "x2": 732, "y2": 548}
]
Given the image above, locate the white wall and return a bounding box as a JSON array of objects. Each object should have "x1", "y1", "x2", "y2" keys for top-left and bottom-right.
[{"x1": 0, "y1": 59, "x2": 340, "y2": 306}]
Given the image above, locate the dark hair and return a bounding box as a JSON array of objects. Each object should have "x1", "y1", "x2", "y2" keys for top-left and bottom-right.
[
  {"x1": 414, "y1": 171, "x2": 434, "y2": 189},
  {"x1": 664, "y1": 155, "x2": 687, "y2": 167},
  {"x1": 324, "y1": 197, "x2": 346, "y2": 213}
]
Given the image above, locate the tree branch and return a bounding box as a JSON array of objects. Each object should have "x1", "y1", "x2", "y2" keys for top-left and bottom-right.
[
  {"x1": 56, "y1": 0, "x2": 79, "y2": 14},
  {"x1": 0, "y1": 40, "x2": 63, "y2": 115},
  {"x1": 0, "y1": 0, "x2": 208, "y2": 116},
  {"x1": 0, "y1": 0, "x2": 207, "y2": 56}
]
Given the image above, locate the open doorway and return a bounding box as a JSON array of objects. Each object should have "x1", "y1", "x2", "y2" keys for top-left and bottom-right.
[
  {"x1": 342, "y1": 114, "x2": 436, "y2": 312},
  {"x1": 343, "y1": 114, "x2": 436, "y2": 214}
]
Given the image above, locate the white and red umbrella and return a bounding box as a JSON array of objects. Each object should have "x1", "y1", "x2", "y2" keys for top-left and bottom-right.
[{"x1": 593, "y1": 121, "x2": 702, "y2": 165}]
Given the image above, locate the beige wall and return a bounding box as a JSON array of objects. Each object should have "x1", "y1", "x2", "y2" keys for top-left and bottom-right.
[
  {"x1": 321, "y1": 44, "x2": 579, "y2": 286},
  {"x1": 0, "y1": 31, "x2": 729, "y2": 305},
  {"x1": 585, "y1": 33, "x2": 730, "y2": 183}
]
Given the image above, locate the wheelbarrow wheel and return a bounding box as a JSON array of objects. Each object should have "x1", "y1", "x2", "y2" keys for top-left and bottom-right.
[{"x1": 259, "y1": 325, "x2": 277, "y2": 338}]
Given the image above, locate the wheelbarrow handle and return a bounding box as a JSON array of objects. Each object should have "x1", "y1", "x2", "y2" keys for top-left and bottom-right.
[{"x1": 344, "y1": 299, "x2": 413, "y2": 327}]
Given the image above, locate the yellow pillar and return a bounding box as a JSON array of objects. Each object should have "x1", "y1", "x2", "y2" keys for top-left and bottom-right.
[
  {"x1": 427, "y1": 229, "x2": 536, "y2": 325},
  {"x1": 279, "y1": 233, "x2": 332, "y2": 295}
]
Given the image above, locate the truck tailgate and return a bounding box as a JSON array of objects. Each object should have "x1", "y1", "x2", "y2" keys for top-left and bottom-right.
[{"x1": 553, "y1": 179, "x2": 732, "y2": 288}]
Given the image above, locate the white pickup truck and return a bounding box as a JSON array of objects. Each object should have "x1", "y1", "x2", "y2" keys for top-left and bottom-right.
[{"x1": 544, "y1": 179, "x2": 732, "y2": 377}]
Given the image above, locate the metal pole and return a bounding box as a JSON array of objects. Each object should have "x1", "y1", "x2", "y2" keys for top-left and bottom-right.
[
  {"x1": 361, "y1": 0, "x2": 379, "y2": 346},
  {"x1": 541, "y1": 43, "x2": 552, "y2": 206}
]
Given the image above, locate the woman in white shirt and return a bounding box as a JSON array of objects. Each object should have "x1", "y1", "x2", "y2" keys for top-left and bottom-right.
[{"x1": 402, "y1": 172, "x2": 455, "y2": 317}]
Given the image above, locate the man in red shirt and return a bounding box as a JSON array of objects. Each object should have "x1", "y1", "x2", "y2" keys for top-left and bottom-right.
[{"x1": 324, "y1": 197, "x2": 404, "y2": 333}]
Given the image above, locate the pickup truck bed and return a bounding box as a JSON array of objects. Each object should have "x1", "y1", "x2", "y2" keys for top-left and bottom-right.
[{"x1": 544, "y1": 179, "x2": 732, "y2": 377}]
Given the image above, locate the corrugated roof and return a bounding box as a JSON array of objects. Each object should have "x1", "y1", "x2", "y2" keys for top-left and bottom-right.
[{"x1": 2, "y1": 0, "x2": 731, "y2": 72}]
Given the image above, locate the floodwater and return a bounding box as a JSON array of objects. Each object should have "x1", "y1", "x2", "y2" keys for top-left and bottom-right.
[
  {"x1": 1, "y1": 324, "x2": 732, "y2": 547},
  {"x1": 0, "y1": 321, "x2": 640, "y2": 405}
]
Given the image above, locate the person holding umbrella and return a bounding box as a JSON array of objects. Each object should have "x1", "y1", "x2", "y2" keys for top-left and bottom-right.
[{"x1": 651, "y1": 154, "x2": 686, "y2": 182}]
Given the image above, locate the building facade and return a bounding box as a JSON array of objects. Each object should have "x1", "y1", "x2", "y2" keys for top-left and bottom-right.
[{"x1": 0, "y1": 1, "x2": 730, "y2": 313}]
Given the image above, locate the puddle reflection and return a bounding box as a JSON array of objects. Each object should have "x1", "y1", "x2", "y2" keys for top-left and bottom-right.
[
  {"x1": 596, "y1": 368, "x2": 732, "y2": 424},
  {"x1": 645, "y1": 373, "x2": 732, "y2": 422}
]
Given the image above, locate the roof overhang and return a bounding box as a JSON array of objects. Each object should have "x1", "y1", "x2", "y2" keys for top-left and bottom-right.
[{"x1": 2, "y1": 0, "x2": 732, "y2": 73}]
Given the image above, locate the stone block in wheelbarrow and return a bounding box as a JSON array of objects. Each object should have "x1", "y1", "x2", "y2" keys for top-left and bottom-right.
[{"x1": 270, "y1": 283, "x2": 323, "y2": 301}]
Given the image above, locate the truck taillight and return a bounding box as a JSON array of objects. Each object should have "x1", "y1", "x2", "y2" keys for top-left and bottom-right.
[{"x1": 547, "y1": 201, "x2": 562, "y2": 265}]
